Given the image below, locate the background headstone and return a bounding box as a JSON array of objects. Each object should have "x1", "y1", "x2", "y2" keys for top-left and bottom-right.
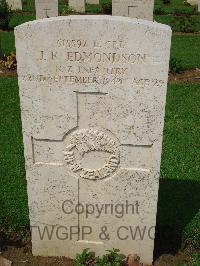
[
  {"x1": 35, "y1": 0, "x2": 58, "y2": 19},
  {"x1": 187, "y1": 0, "x2": 197, "y2": 5},
  {"x1": 86, "y1": 0, "x2": 99, "y2": 4},
  {"x1": 6, "y1": 0, "x2": 22, "y2": 10},
  {"x1": 68, "y1": 0, "x2": 85, "y2": 12},
  {"x1": 112, "y1": 0, "x2": 154, "y2": 20},
  {"x1": 15, "y1": 16, "x2": 171, "y2": 265}
]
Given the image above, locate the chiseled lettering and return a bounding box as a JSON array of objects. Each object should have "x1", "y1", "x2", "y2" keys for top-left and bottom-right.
[{"x1": 64, "y1": 151, "x2": 74, "y2": 164}]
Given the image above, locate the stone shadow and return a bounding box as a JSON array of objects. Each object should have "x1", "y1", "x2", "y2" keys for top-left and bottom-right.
[{"x1": 154, "y1": 178, "x2": 200, "y2": 260}]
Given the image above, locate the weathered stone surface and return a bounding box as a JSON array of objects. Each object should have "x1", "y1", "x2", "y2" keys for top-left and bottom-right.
[
  {"x1": 6, "y1": 0, "x2": 22, "y2": 10},
  {"x1": 35, "y1": 0, "x2": 58, "y2": 19},
  {"x1": 112, "y1": 0, "x2": 154, "y2": 20},
  {"x1": 0, "y1": 256, "x2": 12, "y2": 266},
  {"x1": 15, "y1": 16, "x2": 171, "y2": 265},
  {"x1": 69, "y1": 0, "x2": 85, "y2": 12},
  {"x1": 86, "y1": 0, "x2": 99, "y2": 4}
]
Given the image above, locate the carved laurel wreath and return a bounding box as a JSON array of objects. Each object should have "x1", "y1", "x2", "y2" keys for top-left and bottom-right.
[{"x1": 64, "y1": 128, "x2": 120, "y2": 180}]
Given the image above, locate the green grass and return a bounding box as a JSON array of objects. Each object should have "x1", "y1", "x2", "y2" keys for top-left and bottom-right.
[
  {"x1": 155, "y1": 15, "x2": 200, "y2": 33},
  {"x1": 9, "y1": 13, "x2": 35, "y2": 28},
  {"x1": 161, "y1": 83, "x2": 200, "y2": 181},
  {"x1": 86, "y1": 3, "x2": 102, "y2": 13},
  {"x1": 171, "y1": 35, "x2": 200, "y2": 69},
  {"x1": 157, "y1": 84, "x2": 200, "y2": 242},
  {"x1": 0, "y1": 79, "x2": 199, "y2": 251},
  {"x1": 0, "y1": 77, "x2": 28, "y2": 230},
  {"x1": 22, "y1": 0, "x2": 35, "y2": 12},
  {"x1": 154, "y1": 0, "x2": 198, "y2": 15},
  {"x1": 0, "y1": 31, "x2": 15, "y2": 54}
]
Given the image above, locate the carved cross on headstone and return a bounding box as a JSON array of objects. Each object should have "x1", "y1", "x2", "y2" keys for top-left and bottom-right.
[
  {"x1": 128, "y1": 6, "x2": 137, "y2": 16},
  {"x1": 32, "y1": 90, "x2": 151, "y2": 181},
  {"x1": 35, "y1": 0, "x2": 58, "y2": 19},
  {"x1": 112, "y1": 0, "x2": 154, "y2": 20},
  {"x1": 43, "y1": 8, "x2": 52, "y2": 18},
  {"x1": 15, "y1": 16, "x2": 171, "y2": 263}
]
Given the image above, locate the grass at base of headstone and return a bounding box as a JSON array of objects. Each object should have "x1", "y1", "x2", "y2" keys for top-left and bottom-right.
[
  {"x1": 0, "y1": 77, "x2": 29, "y2": 231},
  {"x1": 155, "y1": 15, "x2": 200, "y2": 33}
]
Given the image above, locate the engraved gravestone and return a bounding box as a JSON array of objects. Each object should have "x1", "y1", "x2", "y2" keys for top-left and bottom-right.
[
  {"x1": 112, "y1": 0, "x2": 154, "y2": 20},
  {"x1": 6, "y1": 0, "x2": 22, "y2": 10},
  {"x1": 15, "y1": 16, "x2": 171, "y2": 265},
  {"x1": 69, "y1": 0, "x2": 85, "y2": 12},
  {"x1": 35, "y1": 0, "x2": 58, "y2": 19}
]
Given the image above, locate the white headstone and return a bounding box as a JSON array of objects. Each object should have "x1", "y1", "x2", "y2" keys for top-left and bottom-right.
[
  {"x1": 86, "y1": 0, "x2": 99, "y2": 4},
  {"x1": 15, "y1": 16, "x2": 171, "y2": 265},
  {"x1": 69, "y1": 0, "x2": 85, "y2": 12},
  {"x1": 35, "y1": 0, "x2": 58, "y2": 19},
  {"x1": 112, "y1": 0, "x2": 154, "y2": 21},
  {"x1": 6, "y1": 0, "x2": 22, "y2": 10}
]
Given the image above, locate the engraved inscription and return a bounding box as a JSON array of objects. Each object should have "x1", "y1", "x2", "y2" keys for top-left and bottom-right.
[
  {"x1": 64, "y1": 128, "x2": 120, "y2": 180},
  {"x1": 132, "y1": 78, "x2": 165, "y2": 88},
  {"x1": 21, "y1": 74, "x2": 165, "y2": 87},
  {"x1": 57, "y1": 39, "x2": 126, "y2": 49},
  {"x1": 39, "y1": 50, "x2": 146, "y2": 64},
  {"x1": 21, "y1": 73, "x2": 124, "y2": 85},
  {"x1": 19, "y1": 38, "x2": 152, "y2": 86}
]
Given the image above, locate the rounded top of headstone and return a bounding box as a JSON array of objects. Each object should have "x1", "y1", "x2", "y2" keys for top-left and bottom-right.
[{"x1": 14, "y1": 15, "x2": 171, "y2": 33}]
